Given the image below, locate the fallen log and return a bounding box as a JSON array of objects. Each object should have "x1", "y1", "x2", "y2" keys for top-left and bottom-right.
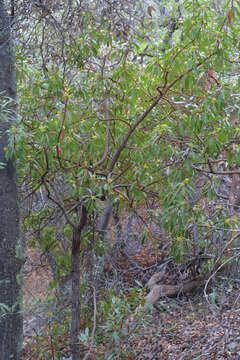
[
  {"x1": 126, "y1": 272, "x2": 204, "y2": 328},
  {"x1": 136, "y1": 271, "x2": 204, "y2": 313}
]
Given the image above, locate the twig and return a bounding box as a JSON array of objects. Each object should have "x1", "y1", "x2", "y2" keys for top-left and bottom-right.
[
  {"x1": 193, "y1": 164, "x2": 240, "y2": 175},
  {"x1": 204, "y1": 250, "x2": 240, "y2": 309},
  {"x1": 93, "y1": 97, "x2": 110, "y2": 167},
  {"x1": 83, "y1": 285, "x2": 97, "y2": 360},
  {"x1": 43, "y1": 180, "x2": 74, "y2": 227}
]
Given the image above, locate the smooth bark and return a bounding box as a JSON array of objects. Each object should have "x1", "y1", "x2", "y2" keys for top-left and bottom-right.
[{"x1": 70, "y1": 206, "x2": 87, "y2": 360}]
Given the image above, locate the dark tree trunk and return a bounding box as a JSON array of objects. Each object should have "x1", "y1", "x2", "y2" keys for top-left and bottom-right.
[
  {"x1": 71, "y1": 226, "x2": 82, "y2": 360},
  {"x1": 0, "y1": 2, "x2": 23, "y2": 360},
  {"x1": 70, "y1": 206, "x2": 87, "y2": 360}
]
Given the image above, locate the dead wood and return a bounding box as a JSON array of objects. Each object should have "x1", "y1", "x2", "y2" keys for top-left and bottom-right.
[
  {"x1": 146, "y1": 268, "x2": 166, "y2": 290},
  {"x1": 137, "y1": 274, "x2": 204, "y2": 313}
]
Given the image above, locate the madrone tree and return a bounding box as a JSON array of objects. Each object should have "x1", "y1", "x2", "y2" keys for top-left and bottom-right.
[{"x1": 9, "y1": 0, "x2": 240, "y2": 358}]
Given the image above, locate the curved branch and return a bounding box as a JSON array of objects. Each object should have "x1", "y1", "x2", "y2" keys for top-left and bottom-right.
[
  {"x1": 109, "y1": 93, "x2": 163, "y2": 172},
  {"x1": 108, "y1": 50, "x2": 218, "y2": 173},
  {"x1": 93, "y1": 97, "x2": 110, "y2": 167}
]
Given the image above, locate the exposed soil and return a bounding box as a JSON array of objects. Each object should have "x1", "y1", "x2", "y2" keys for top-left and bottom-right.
[
  {"x1": 22, "y1": 248, "x2": 240, "y2": 359},
  {"x1": 131, "y1": 292, "x2": 240, "y2": 360}
]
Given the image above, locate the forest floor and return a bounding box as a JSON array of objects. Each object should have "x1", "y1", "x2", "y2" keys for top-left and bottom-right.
[
  {"x1": 22, "y1": 248, "x2": 240, "y2": 360},
  {"x1": 130, "y1": 289, "x2": 240, "y2": 360}
]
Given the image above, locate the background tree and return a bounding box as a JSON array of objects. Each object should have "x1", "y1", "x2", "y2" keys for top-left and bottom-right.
[{"x1": 0, "y1": 2, "x2": 23, "y2": 360}]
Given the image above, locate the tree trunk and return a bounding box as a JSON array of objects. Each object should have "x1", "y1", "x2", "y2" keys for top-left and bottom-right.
[
  {"x1": 71, "y1": 226, "x2": 82, "y2": 360},
  {"x1": 0, "y1": 3, "x2": 23, "y2": 360},
  {"x1": 70, "y1": 206, "x2": 87, "y2": 360}
]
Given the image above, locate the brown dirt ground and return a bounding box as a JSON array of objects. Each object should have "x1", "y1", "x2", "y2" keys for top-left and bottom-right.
[{"x1": 22, "y1": 248, "x2": 240, "y2": 360}]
